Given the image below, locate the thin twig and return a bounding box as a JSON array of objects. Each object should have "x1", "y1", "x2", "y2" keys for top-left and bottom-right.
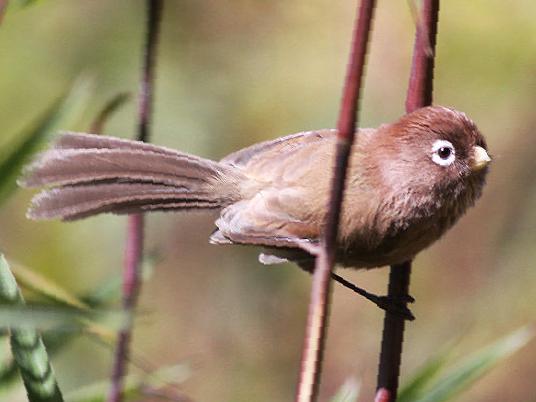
[
  {"x1": 107, "y1": 2, "x2": 163, "y2": 402},
  {"x1": 90, "y1": 92, "x2": 131, "y2": 134},
  {"x1": 294, "y1": 1, "x2": 376, "y2": 402},
  {"x1": 375, "y1": 1, "x2": 440, "y2": 401}
]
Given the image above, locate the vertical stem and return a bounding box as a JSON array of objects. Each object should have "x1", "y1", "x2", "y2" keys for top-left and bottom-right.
[
  {"x1": 376, "y1": 262, "x2": 412, "y2": 398},
  {"x1": 375, "y1": 1, "x2": 440, "y2": 401},
  {"x1": 405, "y1": 0, "x2": 440, "y2": 113},
  {"x1": 294, "y1": 1, "x2": 376, "y2": 402},
  {"x1": 0, "y1": 0, "x2": 8, "y2": 25},
  {"x1": 107, "y1": 1, "x2": 163, "y2": 402}
]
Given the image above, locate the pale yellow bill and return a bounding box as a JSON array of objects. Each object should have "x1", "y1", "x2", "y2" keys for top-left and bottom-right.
[{"x1": 471, "y1": 145, "x2": 491, "y2": 171}]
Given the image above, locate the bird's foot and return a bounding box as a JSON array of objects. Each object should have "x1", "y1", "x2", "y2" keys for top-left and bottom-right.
[
  {"x1": 327, "y1": 271, "x2": 415, "y2": 320},
  {"x1": 297, "y1": 241, "x2": 320, "y2": 256},
  {"x1": 368, "y1": 294, "x2": 415, "y2": 321},
  {"x1": 296, "y1": 265, "x2": 416, "y2": 320}
]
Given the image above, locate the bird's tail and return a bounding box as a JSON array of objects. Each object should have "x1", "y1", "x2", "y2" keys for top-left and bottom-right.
[{"x1": 19, "y1": 132, "x2": 246, "y2": 220}]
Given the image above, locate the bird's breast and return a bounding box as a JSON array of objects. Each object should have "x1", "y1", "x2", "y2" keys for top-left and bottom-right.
[{"x1": 337, "y1": 182, "x2": 469, "y2": 268}]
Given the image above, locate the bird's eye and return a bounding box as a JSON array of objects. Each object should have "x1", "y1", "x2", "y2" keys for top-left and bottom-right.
[
  {"x1": 437, "y1": 147, "x2": 451, "y2": 159},
  {"x1": 431, "y1": 140, "x2": 455, "y2": 166}
]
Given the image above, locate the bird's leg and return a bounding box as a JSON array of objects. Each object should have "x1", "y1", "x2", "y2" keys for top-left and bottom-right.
[
  {"x1": 298, "y1": 263, "x2": 415, "y2": 320},
  {"x1": 330, "y1": 271, "x2": 415, "y2": 321}
]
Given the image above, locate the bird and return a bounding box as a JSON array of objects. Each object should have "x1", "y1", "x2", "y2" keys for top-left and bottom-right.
[{"x1": 19, "y1": 105, "x2": 490, "y2": 315}]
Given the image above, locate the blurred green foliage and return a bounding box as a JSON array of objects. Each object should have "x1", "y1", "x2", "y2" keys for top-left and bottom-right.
[
  {"x1": 329, "y1": 378, "x2": 360, "y2": 402},
  {"x1": 0, "y1": 1, "x2": 535, "y2": 401},
  {"x1": 0, "y1": 77, "x2": 92, "y2": 205},
  {"x1": 398, "y1": 326, "x2": 534, "y2": 402},
  {"x1": 66, "y1": 364, "x2": 190, "y2": 402}
]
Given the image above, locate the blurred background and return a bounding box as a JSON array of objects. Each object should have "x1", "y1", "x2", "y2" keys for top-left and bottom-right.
[{"x1": 0, "y1": 1, "x2": 535, "y2": 401}]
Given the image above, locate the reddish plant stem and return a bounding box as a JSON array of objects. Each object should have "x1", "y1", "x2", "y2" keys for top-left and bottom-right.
[
  {"x1": 107, "y1": 1, "x2": 163, "y2": 402},
  {"x1": 0, "y1": 0, "x2": 8, "y2": 25},
  {"x1": 374, "y1": 388, "x2": 391, "y2": 402},
  {"x1": 375, "y1": 1, "x2": 440, "y2": 401},
  {"x1": 294, "y1": 1, "x2": 376, "y2": 402},
  {"x1": 405, "y1": 0, "x2": 440, "y2": 113},
  {"x1": 376, "y1": 262, "x2": 412, "y2": 398}
]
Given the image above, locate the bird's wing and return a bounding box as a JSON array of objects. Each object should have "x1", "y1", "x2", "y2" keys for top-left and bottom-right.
[
  {"x1": 210, "y1": 189, "x2": 321, "y2": 251},
  {"x1": 213, "y1": 130, "x2": 339, "y2": 251},
  {"x1": 213, "y1": 128, "x2": 376, "y2": 256},
  {"x1": 220, "y1": 129, "x2": 337, "y2": 168}
]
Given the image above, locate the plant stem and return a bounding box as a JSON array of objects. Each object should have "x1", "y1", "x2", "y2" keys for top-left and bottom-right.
[
  {"x1": 89, "y1": 92, "x2": 131, "y2": 134},
  {"x1": 294, "y1": 1, "x2": 376, "y2": 401},
  {"x1": 375, "y1": 1, "x2": 440, "y2": 401},
  {"x1": 0, "y1": 0, "x2": 8, "y2": 25},
  {"x1": 376, "y1": 262, "x2": 412, "y2": 399},
  {"x1": 0, "y1": 255, "x2": 64, "y2": 402},
  {"x1": 107, "y1": 2, "x2": 163, "y2": 402}
]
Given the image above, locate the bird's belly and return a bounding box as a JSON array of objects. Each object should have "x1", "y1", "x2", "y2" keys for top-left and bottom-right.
[{"x1": 339, "y1": 222, "x2": 442, "y2": 269}]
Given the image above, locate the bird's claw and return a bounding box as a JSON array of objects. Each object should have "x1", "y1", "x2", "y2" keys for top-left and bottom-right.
[
  {"x1": 297, "y1": 241, "x2": 320, "y2": 256},
  {"x1": 371, "y1": 295, "x2": 415, "y2": 321},
  {"x1": 402, "y1": 294, "x2": 415, "y2": 304}
]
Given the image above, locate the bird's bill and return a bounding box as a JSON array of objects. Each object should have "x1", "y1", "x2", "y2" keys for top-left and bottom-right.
[{"x1": 471, "y1": 145, "x2": 491, "y2": 171}]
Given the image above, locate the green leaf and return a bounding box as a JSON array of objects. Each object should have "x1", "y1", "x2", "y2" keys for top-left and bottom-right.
[
  {"x1": 329, "y1": 378, "x2": 360, "y2": 402},
  {"x1": 412, "y1": 326, "x2": 534, "y2": 402},
  {"x1": 0, "y1": 254, "x2": 64, "y2": 401},
  {"x1": 17, "y1": 0, "x2": 41, "y2": 6},
  {"x1": 0, "y1": 254, "x2": 131, "y2": 398},
  {"x1": 11, "y1": 259, "x2": 127, "y2": 342},
  {"x1": 82, "y1": 252, "x2": 158, "y2": 308},
  {"x1": 0, "y1": 76, "x2": 93, "y2": 204},
  {"x1": 12, "y1": 263, "x2": 89, "y2": 310},
  {"x1": 66, "y1": 364, "x2": 190, "y2": 402},
  {"x1": 398, "y1": 347, "x2": 451, "y2": 402},
  {"x1": 0, "y1": 249, "x2": 156, "y2": 395},
  {"x1": 0, "y1": 257, "x2": 149, "y2": 394},
  {"x1": 0, "y1": 305, "x2": 128, "y2": 333},
  {"x1": 7, "y1": 0, "x2": 42, "y2": 10}
]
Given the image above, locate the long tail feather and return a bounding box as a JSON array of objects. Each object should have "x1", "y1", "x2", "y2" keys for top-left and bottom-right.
[
  {"x1": 55, "y1": 131, "x2": 187, "y2": 156},
  {"x1": 21, "y1": 133, "x2": 245, "y2": 220},
  {"x1": 21, "y1": 148, "x2": 219, "y2": 187},
  {"x1": 28, "y1": 183, "x2": 219, "y2": 220}
]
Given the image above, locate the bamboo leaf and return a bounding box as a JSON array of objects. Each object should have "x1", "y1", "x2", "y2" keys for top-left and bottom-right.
[
  {"x1": 82, "y1": 253, "x2": 158, "y2": 308},
  {"x1": 0, "y1": 257, "x2": 147, "y2": 394},
  {"x1": 0, "y1": 241, "x2": 155, "y2": 396},
  {"x1": 398, "y1": 347, "x2": 451, "y2": 402},
  {"x1": 12, "y1": 263, "x2": 88, "y2": 310},
  {"x1": 66, "y1": 364, "x2": 190, "y2": 402},
  {"x1": 412, "y1": 326, "x2": 534, "y2": 402},
  {"x1": 0, "y1": 305, "x2": 128, "y2": 333},
  {"x1": 329, "y1": 378, "x2": 360, "y2": 402},
  {"x1": 10, "y1": 0, "x2": 42, "y2": 8},
  {"x1": 0, "y1": 76, "x2": 93, "y2": 204},
  {"x1": 12, "y1": 260, "x2": 128, "y2": 342}
]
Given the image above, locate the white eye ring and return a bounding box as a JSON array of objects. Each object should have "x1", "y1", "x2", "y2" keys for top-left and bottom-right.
[{"x1": 431, "y1": 139, "x2": 456, "y2": 166}]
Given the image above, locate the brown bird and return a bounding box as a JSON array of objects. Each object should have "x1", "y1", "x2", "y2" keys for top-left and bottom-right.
[{"x1": 20, "y1": 106, "x2": 490, "y2": 313}]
